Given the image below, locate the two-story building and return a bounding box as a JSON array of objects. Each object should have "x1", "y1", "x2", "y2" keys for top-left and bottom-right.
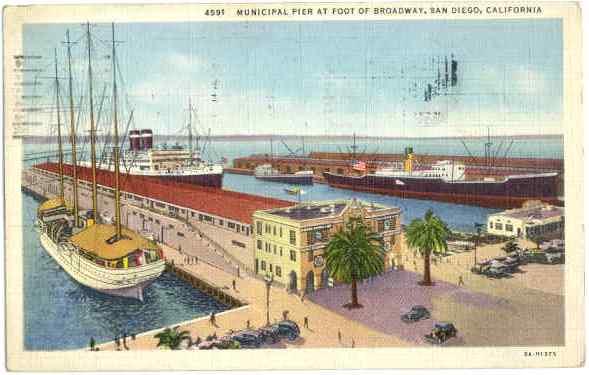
[{"x1": 252, "y1": 199, "x2": 403, "y2": 293}]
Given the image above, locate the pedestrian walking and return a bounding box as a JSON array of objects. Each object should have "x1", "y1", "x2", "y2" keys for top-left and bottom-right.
[
  {"x1": 303, "y1": 316, "x2": 309, "y2": 329},
  {"x1": 458, "y1": 275, "x2": 465, "y2": 286},
  {"x1": 337, "y1": 330, "x2": 342, "y2": 343},
  {"x1": 300, "y1": 292, "x2": 305, "y2": 303},
  {"x1": 236, "y1": 266, "x2": 240, "y2": 278},
  {"x1": 114, "y1": 336, "x2": 121, "y2": 351},
  {"x1": 232, "y1": 279, "x2": 236, "y2": 290},
  {"x1": 195, "y1": 256, "x2": 198, "y2": 264},
  {"x1": 122, "y1": 331, "x2": 129, "y2": 350},
  {"x1": 246, "y1": 320, "x2": 251, "y2": 329},
  {"x1": 89, "y1": 337, "x2": 96, "y2": 351},
  {"x1": 351, "y1": 339, "x2": 355, "y2": 348},
  {"x1": 210, "y1": 312, "x2": 217, "y2": 326}
]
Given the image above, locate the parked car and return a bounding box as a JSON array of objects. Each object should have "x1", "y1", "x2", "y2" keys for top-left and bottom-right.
[
  {"x1": 483, "y1": 267, "x2": 513, "y2": 279},
  {"x1": 274, "y1": 320, "x2": 300, "y2": 341},
  {"x1": 229, "y1": 330, "x2": 263, "y2": 348},
  {"x1": 258, "y1": 325, "x2": 281, "y2": 344},
  {"x1": 544, "y1": 249, "x2": 565, "y2": 264},
  {"x1": 401, "y1": 305, "x2": 431, "y2": 323},
  {"x1": 424, "y1": 322, "x2": 458, "y2": 344}
]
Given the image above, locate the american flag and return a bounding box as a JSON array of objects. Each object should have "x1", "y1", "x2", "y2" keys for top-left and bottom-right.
[{"x1": 352, "y1": 160, "x2": 367, "y2": 171}]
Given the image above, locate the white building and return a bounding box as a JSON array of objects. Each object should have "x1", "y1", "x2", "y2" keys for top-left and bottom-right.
[{"x1": 487, "y1": 202, "x2": 564, "y2": 239}]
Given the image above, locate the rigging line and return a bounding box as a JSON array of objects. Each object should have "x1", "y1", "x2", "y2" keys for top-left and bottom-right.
[{"x1": 502, "y1": 139, "x2": 515, "y2": 160}]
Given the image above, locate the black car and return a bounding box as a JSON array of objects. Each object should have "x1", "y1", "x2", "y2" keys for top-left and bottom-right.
[
  {"x1": 401, "y1": 305, "x2": 431, "y2": 323},
  {"x1": 230, "y1": 330, "x2": 263, "y2": 348},
  {"x1": 483, "y1": 267, "x2": 513, "y2": 279},
  {"x1": 274, "y1": 320, "x2": 300, "y2": 341},
  {"x1": 424, "y1": 322, "x2": 457, "y2": 344},
  {"x1": 258, "y1": 325, "x2": 281, "y2": 344}
]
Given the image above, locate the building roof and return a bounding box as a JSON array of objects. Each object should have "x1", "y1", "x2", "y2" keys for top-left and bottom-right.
[
  {"x1": 260, "y1": 199, "x2": 395, "y2": 222},
  {"x1": 491, "y1": 205, "x2": 564, "y2": 221},
  {"x1": 70, "y1": 224, "x2": 159, "y2": 260},
  {"x1": 35, "y1": 163, "x2": 292, "y2": 225}
]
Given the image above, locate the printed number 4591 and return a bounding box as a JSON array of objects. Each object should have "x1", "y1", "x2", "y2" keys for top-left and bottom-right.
[{"x1": 205, "y1": 9, "x2": 225, "y2": 16}]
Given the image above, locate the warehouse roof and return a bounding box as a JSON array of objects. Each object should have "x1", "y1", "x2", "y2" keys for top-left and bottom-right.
[{"x1": 35, "y1": 163, "x2": 292, "y2": 225}]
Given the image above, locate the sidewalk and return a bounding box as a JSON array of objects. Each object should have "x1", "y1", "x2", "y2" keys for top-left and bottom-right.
[{"x1": 99, "y1": 244, "x2": 411, "y2": 350}]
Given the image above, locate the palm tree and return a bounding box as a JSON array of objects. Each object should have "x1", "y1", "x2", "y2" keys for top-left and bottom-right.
[
  {"x1": 325, "y1": 216, "x2": 385, "y2": 309},
  {"x1": 405, "y1": 209, "x2": 451, "y2": 286},
  {"x1": 154, "y1": 326, "x2": 192, "y2": 350}
]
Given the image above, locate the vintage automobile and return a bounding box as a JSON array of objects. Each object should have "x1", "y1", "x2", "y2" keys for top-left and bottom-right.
[
  {"x1": 401, "y1": 305, "x2": 431, "y2": 323},
  {"x1": 258, "y1": 325, "x2": 281, "y2": 344},
  {"x1": 424, "y1": 322, "x2": 458, "y2": 345},
  {"x1": 229, "y1": 330, "x2": 264, "y2": 348},
  {"x1": 274, "y1": 320, "x2": 301, "y2": 341},
  {"x1": 483, "y1": 267, "x2": 513, "y2": 279}
]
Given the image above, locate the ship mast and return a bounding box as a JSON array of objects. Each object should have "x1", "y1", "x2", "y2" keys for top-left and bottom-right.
[
  {"x1": 86, "y1": 22, "x2": 98, "y2": 222},
  {"x1": 66, "y1": 30, "x2": 80, "y2": 228},
  {"x1": 188, "y1": 97, "x2": 193, "y2": 165},
  {"x1": 111, "y1": 23, "x2": 122, "y2": 240},
  {"x1": 53, "y1": 49, "x2": 65, "y2": 202}
]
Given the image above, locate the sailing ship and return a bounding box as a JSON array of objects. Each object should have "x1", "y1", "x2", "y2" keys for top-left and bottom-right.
[{"x1": 36, "y1": 23, "x2": 166, "y2": 301}]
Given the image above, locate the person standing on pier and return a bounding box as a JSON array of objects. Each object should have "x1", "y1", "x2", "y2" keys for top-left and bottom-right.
[
  {"x1": 303, "y1": 316, "x2": 309, "y2": 329},
  {"x1": 210, "y1": 312, "x2": 217, "y2": 327}
]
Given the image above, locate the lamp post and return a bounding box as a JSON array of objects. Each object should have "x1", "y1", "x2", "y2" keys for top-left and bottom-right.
[
  {"x1": 264, "y1": 273, "x2": 274, "y2": 326},
  {"x1": 474, "y1": 222, "x2": 484, "y2": 266}
]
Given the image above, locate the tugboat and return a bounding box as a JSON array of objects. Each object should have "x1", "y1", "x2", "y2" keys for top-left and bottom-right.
[
  {"x1": 255, "y1": 164, "x2": 314, "y2": 185},
  {"x1": 36, "y1": 23, "x2": 165, "y2": 301}
]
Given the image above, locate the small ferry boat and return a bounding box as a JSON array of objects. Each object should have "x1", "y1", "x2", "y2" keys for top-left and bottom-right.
[
  {"x1": 36, "y1": 23, "x2": 165, "y2": 301},
  {"x1": 255, "y1": 164, "x2": 314, "y2": 185}
]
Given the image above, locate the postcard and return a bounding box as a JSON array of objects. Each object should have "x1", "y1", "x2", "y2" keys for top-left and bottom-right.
[{"x1": 3, "y1": 1, "x2": 584, "y2": 371}]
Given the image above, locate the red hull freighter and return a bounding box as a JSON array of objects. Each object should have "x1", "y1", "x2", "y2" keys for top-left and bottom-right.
[{"x1": 323, "y1": 148, "x2": 560, "y2": 209}]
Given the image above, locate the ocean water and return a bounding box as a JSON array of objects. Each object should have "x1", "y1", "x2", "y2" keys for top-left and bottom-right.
[{"x1": 22, "y1": 193, "x2": 228, "y2": 351}]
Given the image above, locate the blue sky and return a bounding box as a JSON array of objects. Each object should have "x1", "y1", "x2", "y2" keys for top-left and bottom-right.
[{"x1": 24, "y1": 19, "x2": 562, "y2": 137}]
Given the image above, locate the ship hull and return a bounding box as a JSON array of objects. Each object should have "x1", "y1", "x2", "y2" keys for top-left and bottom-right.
[
  {"x1": 323, "y1": 172, "x2": 561, "y2": 209},
  {"x1": 143, "y1": 172, "x2": 223, "y2": 188},
  {"x1": 37, "y1": 227, "x2": 166, "y2": 302},
  {"x1": 255, "y1": 175, "x2": 314, "y2": 185}
]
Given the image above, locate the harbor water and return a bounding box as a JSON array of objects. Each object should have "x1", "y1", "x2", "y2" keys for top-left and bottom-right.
[{"x1": 22, "y1": 193, "x2": 228, "y2": 351}]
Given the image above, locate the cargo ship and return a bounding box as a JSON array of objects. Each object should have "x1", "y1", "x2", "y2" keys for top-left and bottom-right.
[
  {"x1": 322, "y1": 148, "x2": 560, "y2": 208},
  {"x1": 254, "y1": 164, "x2": 314, "y2": 185}
]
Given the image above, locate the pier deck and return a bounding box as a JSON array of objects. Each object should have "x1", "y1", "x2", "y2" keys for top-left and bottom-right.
[{"x1": 99, "y1": 244, "x2": 411, "y2": 350}]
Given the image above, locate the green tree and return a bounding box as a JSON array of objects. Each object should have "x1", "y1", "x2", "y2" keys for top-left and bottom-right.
[
  {"x1": 325, "y1": 217, "x2": 385, "y2": 309},
  {"x1": 154, "y1": 326, "x2": 192, "y2": 350},
  {"x1": 405, "y1": 209, "x2": 451, "y2": 286}
]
